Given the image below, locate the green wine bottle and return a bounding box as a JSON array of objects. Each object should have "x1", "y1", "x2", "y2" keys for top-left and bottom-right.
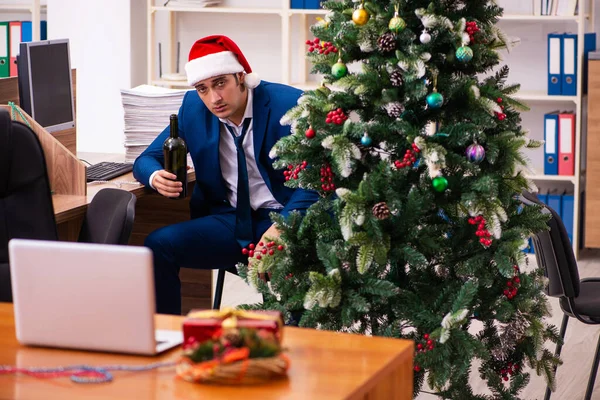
[{"x1": 163, "y1": 114, "x2": 187, "y2": 199}]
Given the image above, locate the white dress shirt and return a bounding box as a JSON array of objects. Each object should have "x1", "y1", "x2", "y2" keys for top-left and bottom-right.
[
  {"x1": 218, "y1": 89, "x2": 282, "y2": 210},
  {"x1": 150, "y1": 89, "x2": 282, "y2": 210}
]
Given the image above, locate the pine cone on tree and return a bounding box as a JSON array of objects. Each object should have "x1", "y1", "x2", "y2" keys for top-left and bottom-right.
[
  {"x1": 372, "y1": 202, "x2": 391, "y2": 220},
  {"x1": 385, "y1": 102, "x2": 404, "y2": 118},
  {"x1": 390, "y1": 69, "x2": 403, "y2": 87},
  {"x1": 377, "y1": 32, "x2": 396, "y2": 53}
]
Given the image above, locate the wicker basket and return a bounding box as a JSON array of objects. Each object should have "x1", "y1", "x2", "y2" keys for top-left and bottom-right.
[{"x1": 176, "y1": 354, "x2": 290, "y2": 385}]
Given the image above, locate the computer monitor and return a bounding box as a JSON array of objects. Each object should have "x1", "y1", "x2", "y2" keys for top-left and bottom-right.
[{"x1": 17, "y1": 39, "x2": 75, "y2": 133}]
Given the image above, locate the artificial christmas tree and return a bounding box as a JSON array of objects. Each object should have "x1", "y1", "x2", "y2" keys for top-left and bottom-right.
[{"x1": 237, "y1": 1, "x2": 559, "y2": 398}]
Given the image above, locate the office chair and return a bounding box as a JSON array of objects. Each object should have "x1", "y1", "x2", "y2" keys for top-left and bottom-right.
[
  {"x1": 521, "y1": 191, "x2": 600, "y2": 400},
  {"x1": 0, "y1": 109, "x2": 58, "y2": 302},
  {"x1": 79, "y1": 188, "x2": 136, "y2": 245}
]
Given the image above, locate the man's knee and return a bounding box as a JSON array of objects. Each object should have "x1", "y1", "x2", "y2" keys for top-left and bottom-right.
[{"x1": 144, "y1": 227, "x2": 176, "y2": 263}]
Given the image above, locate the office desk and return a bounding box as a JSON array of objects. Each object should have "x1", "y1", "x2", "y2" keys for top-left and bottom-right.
[
  {"x1": 52, "y1": 170, "x2": 210, "y2": 312},
  {"x1": 0, "y1": 304, "x2": 414, "y2": 400}
]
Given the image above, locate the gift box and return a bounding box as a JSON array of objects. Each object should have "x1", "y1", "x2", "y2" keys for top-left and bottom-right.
[{"x1": 183, "y1": 308, "x2": 284, "y2": 347}]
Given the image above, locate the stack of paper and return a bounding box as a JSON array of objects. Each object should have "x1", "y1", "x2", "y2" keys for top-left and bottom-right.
[{"x1": 120, "y1": 84, "x2": 191, "y2": 163}]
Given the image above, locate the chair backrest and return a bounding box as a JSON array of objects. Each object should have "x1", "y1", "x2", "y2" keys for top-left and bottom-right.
[
  {"x1": 0, "y1": 108, "x2": 58, "y2": 302},
  {"x1": 521, "y1": 191, "x2": 580, "y2": 298},
  {"x1": 78, "y1": 188, "x2": 136, "y2": 245}
]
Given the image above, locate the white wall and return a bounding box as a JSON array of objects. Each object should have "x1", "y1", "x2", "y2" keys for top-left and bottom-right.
[
  {"x1": 23, "y1": 0, "x2": 599, "y2": 156},
  {"x1": 47, "y1": 0, "x2": 146, "y2": 154}
]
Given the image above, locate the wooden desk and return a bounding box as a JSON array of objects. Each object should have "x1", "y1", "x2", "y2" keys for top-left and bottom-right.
[
  {"x1": 0, "y1": 304, "x2": 414, "y2": 400},
  {"x1": 52, "y1": 170, "x2": 211, "y2": 313}
]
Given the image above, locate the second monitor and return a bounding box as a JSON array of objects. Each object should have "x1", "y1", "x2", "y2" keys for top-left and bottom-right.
[{"x1": 17, "y1": 39, "x2": 75, "y2": 133}]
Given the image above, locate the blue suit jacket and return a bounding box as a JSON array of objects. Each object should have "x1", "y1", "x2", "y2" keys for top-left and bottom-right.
[{"x1": 133, "y1": 81, "x2": 319, "y2": 219}]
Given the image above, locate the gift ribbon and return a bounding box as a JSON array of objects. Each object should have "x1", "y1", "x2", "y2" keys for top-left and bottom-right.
[{"x1": 187, "y1": 308, "x2": 282, "y2": 330}]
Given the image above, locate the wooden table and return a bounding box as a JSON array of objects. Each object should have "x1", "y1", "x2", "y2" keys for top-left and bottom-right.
[
  {"x1": 51, "y1": 170, "x2": 211, "y2": 313},
  {"x1": 0, "y1": 304, "x2": 414, "y2": 399}
]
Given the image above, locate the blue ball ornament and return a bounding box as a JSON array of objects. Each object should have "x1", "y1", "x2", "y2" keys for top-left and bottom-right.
[
  {"x1": 456, "y1": 45, "x2": 473, "y2": 63},
  {"x1": 426, "y1": 91, "x2": 444, "y2": 109},
  {"x1": 361, "y1": 134, "x2": 372, "y2": 146},
  {"x1": 466, "y1": 143, "x2": 485, "y2": 163}
]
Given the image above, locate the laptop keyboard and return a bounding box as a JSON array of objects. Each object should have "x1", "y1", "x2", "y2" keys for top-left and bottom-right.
[{"x1": 86, "y1": 162, "x2": 134, "y2": 182}]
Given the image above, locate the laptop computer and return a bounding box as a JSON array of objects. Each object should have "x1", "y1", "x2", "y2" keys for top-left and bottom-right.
[{"x1": 8, "y1": 239, "x2": 183, "y2": 355}]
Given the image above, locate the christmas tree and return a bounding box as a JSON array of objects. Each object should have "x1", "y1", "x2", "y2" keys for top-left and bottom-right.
[{"x1": 237, "y1": 1, "x2": 560, "y2": 398}]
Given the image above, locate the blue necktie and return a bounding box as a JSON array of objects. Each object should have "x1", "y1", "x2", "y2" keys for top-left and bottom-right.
[{"x1": 225, "y1": 118, "x2": 253, "y2": 248}]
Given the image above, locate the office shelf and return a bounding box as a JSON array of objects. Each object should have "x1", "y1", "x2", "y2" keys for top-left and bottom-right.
[
  {"x1": 514, "y1": 91, "x2": 578, "y2": 103},
  {"x1": 499, "y1": 14, "x2": 581, "y2": 22},
  {"x1": 526, "y1": 174, "x2": 577, "y2": 183},
  {"x1": 0, "y1": 4, "x2": 45, "y2": 12},
  {"x1": 151, "y1": 79, "x2": 191, "y2": 88},
  {"x1": 0, "y1": 1, "x2": 45, "y2": 41},
  {"x1": 151, "y1": 5, "x2": 282, "y2": 14},
  {"x1": 289, "y1": 9, "x2": 328, "y2": 15}
]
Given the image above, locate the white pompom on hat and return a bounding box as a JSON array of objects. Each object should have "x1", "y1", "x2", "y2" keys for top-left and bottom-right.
[{"x1": 184, "y1": 35, "x2": 261, "y2": 89}]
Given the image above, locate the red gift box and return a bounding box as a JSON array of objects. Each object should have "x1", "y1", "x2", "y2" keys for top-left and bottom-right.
[{"x1": 183, "y1": 309, "x2": 283, "y2": 346}]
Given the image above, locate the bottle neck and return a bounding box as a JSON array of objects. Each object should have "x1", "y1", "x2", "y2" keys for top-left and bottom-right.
[{"x1": 170, "y1": 121, "x2": 178, "y2": 139}]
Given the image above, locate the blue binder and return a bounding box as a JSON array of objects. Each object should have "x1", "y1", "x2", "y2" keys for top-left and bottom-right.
[
  {"x1": 537, "y1": 192, "x2": 548, "y2": 205},
  {"x1": 304, "y1": 0, "x2": 322, "y2": 8},
  {"x1": 560, "y1": 33, "x2": 596, "y2": 95},
  {"x1": 544, "y1": 112, "x2": 559, "y2": 175},
  {"x1": 547, "y1": 191, "x2": 562, "y2": 218},
  {"x1": 562, "y1": 33, "x2": 578, "y2": 96},
  {"x1": 583, "y1": 33, "x2": 597, "y2": 94},
  {"x1": 40, "y1": 20, "x2": 47, "y2": 41},
  {"x1": 21, "y1": 21, "x2": 32, "y2": 43},
  {"x1": 561, "y1": 193, "x2": 574, "y2": 244},
  {"x1": 290, "y1": 0, "x2": 303, "y2": 8},
  {"x1": 548, "y1": 33, "x2": 563, "y2": 95}
]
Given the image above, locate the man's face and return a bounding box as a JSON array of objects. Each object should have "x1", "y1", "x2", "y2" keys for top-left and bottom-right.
[{"x1": 194, "y1": 73, "x2": 246, "y2": 120}]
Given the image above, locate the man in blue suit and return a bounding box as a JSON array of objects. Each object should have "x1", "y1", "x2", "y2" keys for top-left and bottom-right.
[{"x1": 133, "y1": 35, "x2": 319, "y2": 315}]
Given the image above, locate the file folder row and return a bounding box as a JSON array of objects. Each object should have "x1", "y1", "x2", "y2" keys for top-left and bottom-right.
[
  {"x1": 544, "y1": 112, "x2": 575, "y2": 176},
  {"x1": 534, "y1": 0, "x2": 578, "y2": 16},
  {"x1": 525, "y1": 192, "x2": 575, "y2": 253},
  {"x1": 291, "y1": 0, "x2": 322, "y2": 9},
  {"x1": 547, "y1": 32, "x2": 596, "y2": 96},
  {"x1": 0, "y1": 20, "x2": 47, "y2": 78}
]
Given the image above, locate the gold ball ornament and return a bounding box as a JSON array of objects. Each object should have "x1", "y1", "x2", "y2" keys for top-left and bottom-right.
[
  {"x1": 352, "y1": 7, "x2": 370, "y2": 26},
  {"x1": 389, "y1": 15, "x2": 406, "y2": 33}
]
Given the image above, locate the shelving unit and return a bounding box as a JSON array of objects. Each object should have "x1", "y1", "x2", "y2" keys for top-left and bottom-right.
[
  {"x1": 146, "y1": 0, "x2": 329, "y2": 89},
  {"x1": 146, "y1": 0, "x2": 592, "y2": 256},
  {"x1": 0, "y1": 0, "x2": 45, "y2": 41},
  {"x1": 499, "y1": 1, "x2": 592, "y2": 258}
]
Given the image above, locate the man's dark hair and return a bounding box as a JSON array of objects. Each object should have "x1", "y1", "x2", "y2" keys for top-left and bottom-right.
[{"x1": 233, "y1": 73, "x2": 246, "y2": 92}]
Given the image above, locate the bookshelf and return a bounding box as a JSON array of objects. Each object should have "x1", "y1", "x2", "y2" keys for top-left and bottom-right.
[
  {"x1": 146, "y1": 0, "x2": 591, "y2": 256},
  {"x1": 0, "y1": 0, "x2": 45, "y2": 41},
  {"x1": 498, "y1": 2, "x2": 591, "y2": 258}
]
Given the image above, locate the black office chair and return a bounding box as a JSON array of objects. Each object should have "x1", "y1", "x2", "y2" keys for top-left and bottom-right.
[
  {"x1": 79, "y1": 188, "x2": 136, "y2": 245},
  {"x1": 0, "y1": 109, "x2": 58, "y2": 302},
  {"x1": 521, "y1": 191, "x2": 600, "y2": 400}
]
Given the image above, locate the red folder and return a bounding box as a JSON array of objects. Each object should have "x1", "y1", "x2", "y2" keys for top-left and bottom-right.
[
  {"x1": 558, "y1": 113, "x2": 575, "y2": 176},
  {"x1": 9, "y1": 21, "x2": 21, "y2": 77}
]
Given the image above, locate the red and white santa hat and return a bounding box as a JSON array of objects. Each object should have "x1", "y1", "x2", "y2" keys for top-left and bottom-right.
[{"x1": 185, "y1": 35, "x2": 261, "y2": 89}]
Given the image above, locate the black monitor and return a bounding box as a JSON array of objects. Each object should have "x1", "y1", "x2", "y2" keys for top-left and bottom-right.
[{"x1": 17, "y1": 39, "x2": 75, "y2": 133}]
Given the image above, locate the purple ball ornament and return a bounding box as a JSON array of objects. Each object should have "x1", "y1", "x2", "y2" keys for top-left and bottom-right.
[{"x1": 466, "y1": 143, "x2": 485, "y2": 163}]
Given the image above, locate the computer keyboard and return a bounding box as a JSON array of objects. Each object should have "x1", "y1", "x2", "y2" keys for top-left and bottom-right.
[{"x1": 86, "y1": 162, "x2": 134, "y2": 182}]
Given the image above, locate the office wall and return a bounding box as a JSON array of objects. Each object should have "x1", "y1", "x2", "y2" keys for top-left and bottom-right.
[
  {"x1": 47, "y1": 0, "x2": 146, "y2": 154},
  {"x1": 42, "y1": 0, "x2": 598, "y2": 155}
]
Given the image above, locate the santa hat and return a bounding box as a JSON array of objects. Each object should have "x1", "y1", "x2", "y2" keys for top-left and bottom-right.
[{"x1": 185, "y1": 35, "x2": 261, "y2": 89}]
